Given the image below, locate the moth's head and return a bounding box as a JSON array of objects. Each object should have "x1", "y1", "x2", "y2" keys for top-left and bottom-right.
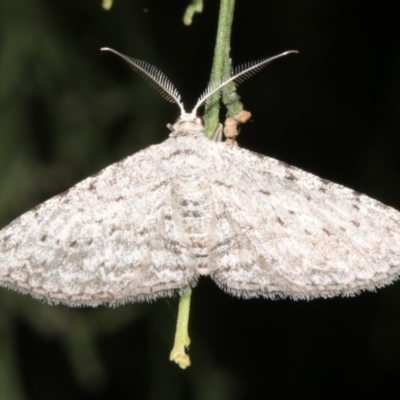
[{"x1": 170, "y1": 112, "x2": 204, "y2": 132}]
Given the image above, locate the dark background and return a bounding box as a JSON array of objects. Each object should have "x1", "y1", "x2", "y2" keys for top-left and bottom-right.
[{"x1": 1, "y1": 1, "x2": 400, "y2": 399}]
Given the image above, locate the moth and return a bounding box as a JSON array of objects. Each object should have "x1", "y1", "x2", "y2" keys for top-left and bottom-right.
[{"x1": 0, "y1": 48, "x2": 399, "y2": 307}]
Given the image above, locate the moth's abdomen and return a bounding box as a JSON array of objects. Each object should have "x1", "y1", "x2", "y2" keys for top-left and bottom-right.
[
  {"x1": 168, "y1": 135, "x2": 216, "y2": 274},
  {"x1": 172, "y1": 181, "x2": 216, "y2": 274}
]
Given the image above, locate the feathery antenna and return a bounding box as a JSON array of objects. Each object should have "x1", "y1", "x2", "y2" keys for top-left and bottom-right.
[
  {"x1": 191, "y1": 50, "x2": 298, "y2": 115},
  {"x1": 101, "y1": 48, "x2": 298, "y2": 119},
  {"x1": 101, "y1": 47, "x2": 186, "y2": 115}
]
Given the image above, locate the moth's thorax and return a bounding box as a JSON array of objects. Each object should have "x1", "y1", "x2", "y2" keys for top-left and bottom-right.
[{"x1": 169, "y1": 113, "x2": 204, "y2": 137}]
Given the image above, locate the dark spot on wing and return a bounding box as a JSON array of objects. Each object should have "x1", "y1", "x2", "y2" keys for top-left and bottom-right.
[
  {"x1": 180, "y1": 199, "x2": 200, "y2": 207},
  {"x1": 40, "y1": 235, "x2": 47, "y2": 242},
  {"x1": 150, "y1": 180, "x2": 168, "y2": 192},
  {"x1": 89, "y1": 181, "x2": 96, "y2": 191},
  {"x1": 171, "y1": 149, "x2": 196, "y2": 157},
  {"x1": 182, "y1": 210, "x2": 202, "y2": 218},
  {"x1": 304, "y1": 229, "x2": 312, "y2": 235},
  {"x1": 340, "y1": 226, "x2": 346, "y2": 232},
  {"x1": 318, "y1": 179, "x2": 332, "y2": 193},
  {"x1": 351, "y1": 220, "x2": 360, "y2": 227},
  {"x1": 352, "y1": 190, "x2": 362, "y2": 201},
  {"x1": 376, "y1": 202, "x2": 390, "y2": 210},
  {"x1": 70, "y1": 240, "x2": 77, "y2": 247},
  {"x1": 276, "y1": 217, "x2": 285, "y2": 226},
  {"x1": 353, "y1": 204, "x2": 360, "y2": 211},
  {"x1": 259, "y1": 189, "x2": 271, "y2": 196},
  {"x1": 288, "y1": 210, "x2": 295, "y2": 215},
  {"x1": 322, "y1": 228, "x2": 331, "y2": 236},
  {"x1": 214, "y1": 180, "x2": 233, "y2": 189},
  {"x1": 284, "y1": 173, "x2": 297, "y2": 181}
]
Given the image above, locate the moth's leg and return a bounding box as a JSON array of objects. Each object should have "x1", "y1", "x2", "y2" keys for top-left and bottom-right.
[{"x1": 210, "y1": 123, "x2": 223, "y2": 142}]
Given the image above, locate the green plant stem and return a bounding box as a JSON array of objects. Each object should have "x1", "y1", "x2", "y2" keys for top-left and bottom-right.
[
  {"x1": 204, "y1": 0, "x2": 236, "y2": 137},
  {"x1": 170, "y1": 0, "x2": 236, "y2": 369},
  {"x1": 169, "y1": 290, "x2": 192, "y2": 369}
]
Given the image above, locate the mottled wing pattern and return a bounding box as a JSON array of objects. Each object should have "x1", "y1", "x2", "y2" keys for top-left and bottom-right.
[
  {"x1": 0, "y1": 143, "x2": 197, "y2": 306},
  {"x1": 209, "y1": 142, "x2": 400, "y2": 299}
]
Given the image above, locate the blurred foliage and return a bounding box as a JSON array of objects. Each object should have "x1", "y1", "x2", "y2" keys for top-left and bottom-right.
[
  {"x1": 183, "y1": 0, "x2": 203, "y2": 26},
  {"x1": 0, "y1": 0, "x2": 400, "y2": 399},
  {"x1": 102, "y1": 0, "x2": 113, "y2": 11}
]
